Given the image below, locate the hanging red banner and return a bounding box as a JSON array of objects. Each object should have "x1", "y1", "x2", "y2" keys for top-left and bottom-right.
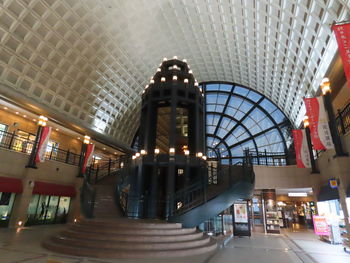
[
  {"x1": 82, "y1": 144, "x2": 95, "y2": 174},
  {"x1": 35, "y1": 126, "x2": 52, "y2": 163},
  {"x1": 332, "y1": 23, "x2": 350, "y2": 91},
  {"x1": 304, "y1": 97, "x2": 334, "y2": 150},
  {"x1": 292, "y1": 129, "x2": 311, "y2": 168}
]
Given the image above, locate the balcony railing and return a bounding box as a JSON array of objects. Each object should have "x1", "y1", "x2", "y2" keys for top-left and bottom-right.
[
  {"x1": 0, "y1": 130, "x2": 81, "y2": 166},
  {"x1": 336, "y1": 101, "x2": 350, "y2": 135}
]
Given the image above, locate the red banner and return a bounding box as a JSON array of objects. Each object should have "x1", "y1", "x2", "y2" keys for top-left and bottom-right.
[
  {"x1": 292, "y1": 130, "x2": 311, "y2": 168},
  {"x1": 82, "y1": 144, "x2": 94, "y2": 174},
  {"x1": 35, "y1": 126, "x2": 52, "y2": 163},
  {"x1": 304, "y1": 97, "x2": 334, "y2": 150},
  {"x1": 332, "y1": 23, "x2": 350, "y2": 91}
]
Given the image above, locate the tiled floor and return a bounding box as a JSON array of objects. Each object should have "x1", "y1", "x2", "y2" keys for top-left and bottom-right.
[{"x1": 0, "y1": 225, "x2": 349, "y2": 263}]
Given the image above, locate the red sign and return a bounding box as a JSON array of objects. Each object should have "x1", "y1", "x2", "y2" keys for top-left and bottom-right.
[
  {"x1": 313, "y1": 215, "x2": 329, "y2": 236},
  {"x1": 332, "y1": 23, "x2": 350, "y2": 91},
  {"x1": 82, "y1": 144, "x2": 95, "y2": 174},
  {"x1": 35, "y1": 126, "x2": 52, "y2": 163},
  {"x1": 304, "y1": 97, "x2": 334, "y2": 150},
  {"x1": 292, "y1": 129, "x2": 311, "y2": 168}
]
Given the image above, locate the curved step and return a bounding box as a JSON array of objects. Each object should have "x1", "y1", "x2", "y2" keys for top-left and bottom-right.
[
  {"x1": 43, "y1": 239, "x2": 217, "y2": 259},
  {"x1": 68, "y1": 223, "x2": 196, "y2": 235},
  {"x1": 50, "y1": 235, "x2": 210, "y2": 250},
  {"x1": 78, "y1": 218, "x2": 182, "y2": 229},
  {"x1": 61, "y1": 228, "x2": 204, "y2": 242}
]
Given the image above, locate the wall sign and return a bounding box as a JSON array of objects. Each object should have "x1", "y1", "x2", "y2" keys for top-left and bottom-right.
[{"x1": 313, "y1": 215, "x2": 329, "y2": 236}]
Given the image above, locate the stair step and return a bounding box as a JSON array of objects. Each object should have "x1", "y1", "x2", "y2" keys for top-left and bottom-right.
[{"x1": 43, "y1": 239, "x2": 217, "y2": 259}]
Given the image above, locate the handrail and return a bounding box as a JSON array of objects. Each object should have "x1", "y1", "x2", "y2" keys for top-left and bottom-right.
[{"x1": 336, "y1": 100, "x2": 350, "y2": 135}]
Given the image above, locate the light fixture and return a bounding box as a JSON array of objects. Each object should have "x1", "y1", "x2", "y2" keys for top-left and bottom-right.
[
  {"x1": 194, "y1": 82, "x2": 199, "y2": 87},
  {"x1": 23, "y1": 115, "x2": 27, "y2": 118},
  {"x1": 173, "y1": 75, "x2": 178, "y2": 81},
  {"x1": 103, "y1": 147, "x2": 106, "y2": 150},
  {"x1": 150, "y1": 79, "x2": 155, "y2": 84},
  {"x1": 18, "y1": 221, "x2": 23, "y2": 226},
  {"x1": 77, "y1": 137, "x2": 81, "y2": 140},
  {"x1": 135, "y1": 152, "x2": 141, "y2": 158},
  {"x1": 163, "y1": 57, "x2": 168, "y2": 61},
  {"x1": 154, "y1": 148, "x2": 160, "y2": 154},
  {"x1": 169, "y1": 148, "x2": 175, "y2": 154},
  {"x1": 161, "y1": 77, "x2": 166, "y2": 82},
  {"x1": 182, "y1": 59, "x2": 187, "y2": 63},
  {"x1": 199, "y1": 88, "x2": 203, "y2": 92},
  {"x1": 303, "y1": 116, "x2": 309, "y2": 128},
  {"x1": 321, "y1": 78, "x2": 331, "y2": 95},
  {"x1": 173, "y1": 65, "x2": 179, "y2": 70},
  {"x1": 15, "y1": 111, "x2": 19, "y2": 115},
  {"x1": 202, "y1": 155, "x2": 207, "y2": 160},
  {"x1": 157, "y1": 68, "x2": 161, "y2": 72},
  {"x1": 184, "y1": 78, "x2": 189, "y2": 83},
  {"x1": 132, "y1": 155, "x2": 136, "y2": 160},
  {"x1": 288, "y1": 192, "x2": 307, "y2": 197},
  {"x1": 3, "y1": 106, "x2": 7, "y2": 110},
  {"x1": 189, "y1": 70, "x2": 193, "y2": 74},
  {"x1": 83, "y1": 135, "x2": 91, "y2": 144},
  {"x1": 38, "y1": 115, "x2": 48, "y2": 126},
  {"x1": 184, "y1": 149, "x2": 190, "y2": 155},
  {"x1": 145, "y1": 85, "x2": 149, "y2": 89},
  {"x1": 173, "y1": 56, "x2": 178, "y2": 59},
  {"x1": 32, "y1": 118, "x2": 36, "y2": 122},
  {"x1": 74, "y1": 218, "x2": 77, "y2": 223},
  {"x1": 197, "y1": 152, "x2": 203, "y2": 158},
  {"x1": 55, "y1": 128, "x2": 59, "y2": 131},
  {"x1": 140, "y1": 149, "x2": 146, "y2": 155}
]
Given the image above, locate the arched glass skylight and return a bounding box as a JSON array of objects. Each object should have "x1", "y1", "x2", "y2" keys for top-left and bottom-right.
[{"x1": 203, "y1": 82, "x2": 293, "y2": 165}]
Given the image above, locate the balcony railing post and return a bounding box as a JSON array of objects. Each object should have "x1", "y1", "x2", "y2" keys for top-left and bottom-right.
[
  {"x1": 8, "y1": 131, "x2": 16, "y2": 150},
  {"x1": 108, "y1": 158, "x2": 111, "y2": 176},
  {"x1": 338, "y1": 109, "x2": 346, "y2": 135},
  {"x1": 65, "y1": 150, "x2": 70, "y2": 163},
  {"x1": 264, "y1": 149, "x2": 268, "y2": 165},
  {"x1": 49, "y1": 146, "x2": 54, "y2": 160}
]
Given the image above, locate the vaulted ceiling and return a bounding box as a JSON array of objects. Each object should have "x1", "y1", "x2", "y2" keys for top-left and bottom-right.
[{"x1": 0, "y1": 0, "x2": 349, "y2": 149}]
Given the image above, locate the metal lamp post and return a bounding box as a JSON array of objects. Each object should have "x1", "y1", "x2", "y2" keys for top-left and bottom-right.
[
  {"x1": 78, "y1": 135, "x2": 91, "y2": 177},
  {"x1": 303, "y1": 116, "x2": 318, "y2": 173},
  {"x1": 26, "y1": 115, "x2": 47, "y2": 169}
]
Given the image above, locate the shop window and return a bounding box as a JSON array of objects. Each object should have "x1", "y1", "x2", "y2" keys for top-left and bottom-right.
[
  {"x1": 0, "y1": 123, "x2": 8, "y2": 143},
  {"x1": 45, "y1": 140, "x2": 59, "y2": 159},
  {"x1": 26, "y1": 194, "x2": 71, "y2": 226},
  {"x1": 13, "y1": 130, "x2": 35, "y2": 153},
  {"x1": 0, "y1": 192, "x2": 16, "y2": 227}
]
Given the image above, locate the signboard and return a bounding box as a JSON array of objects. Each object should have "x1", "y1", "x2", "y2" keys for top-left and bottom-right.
[
  {"x1": 313, "y1": 215, "x2": 330, "y2": 236},
  {"x1": 304, "y1": 97, "x2": 334, "y2": 150},
  {"x1": 328, "y1": 179, "x2": 338, "y2": 189},
  {"x1": 332, "y1": 23, "x2": 350, "y2": 91},
  {"x1": 292, "y1": 129, "x2": 311, "y2": 168},
  {"x1": 232, "y1": 201, "x2": 251, "y2": 237}
]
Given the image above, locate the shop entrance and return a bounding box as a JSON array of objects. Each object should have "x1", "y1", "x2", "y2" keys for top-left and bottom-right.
[{"x1": 0, "y1": 192, "x2": 16, "y2": 227}]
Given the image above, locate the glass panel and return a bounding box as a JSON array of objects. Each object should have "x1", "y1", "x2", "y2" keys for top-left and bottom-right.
[
  {"x1": 219, "y1": 84, "x2": 233, "y2": 92},
  {"x1": 234, "y1": 86, "x2": 249, "y2": 97},
  {"x1": 56, "y1": 197, "x2": 70, "y2": 223},
  {"x1": 156, "y1": 107, "x2": 171, "y2": 154},
  {"x1": 45, "y1": 196, "x2": 59, "y2": 223},
  {"x1": 0, "y1": 123, "x2": 8, "y2": 143},
  {"x1": 205, "y1": 84, "x2": 220, "y2": 91},
  {"x1": 0, "y1": 192, "x2": 15, "y2": 227},
  {"x1": 247, "y1": 91, "x2": 262, "y2": 102},
  {"x1": 259, "y1": 98, "x2": 277, "y2": 113}
]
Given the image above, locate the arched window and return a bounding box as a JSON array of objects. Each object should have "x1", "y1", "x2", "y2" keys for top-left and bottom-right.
[{"x1": 203, "y1": 82, "x2": 293, "y2": 166}]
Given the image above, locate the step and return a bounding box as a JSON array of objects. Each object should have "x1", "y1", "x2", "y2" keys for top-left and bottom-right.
[
  {"x1": 43, "y1": 239, "x2": 217, "y2": 259},
  {"x1": 61, "y1": 229, "x2": 203, "y2": 242},
  {"x1": 50, "y1": 235, "x2": 210, "y2": 250},
  {"x1": 68, "y1": 223, "x2": 196, "y2": 235}
]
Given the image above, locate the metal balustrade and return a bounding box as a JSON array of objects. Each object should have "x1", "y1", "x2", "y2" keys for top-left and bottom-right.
[{"x1": 336, "y1": 101, "x2": 350, "y2": 135}]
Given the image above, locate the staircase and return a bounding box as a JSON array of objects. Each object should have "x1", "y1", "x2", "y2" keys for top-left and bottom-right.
[{"x1": 43, "y1": 218, "x2": 217, "y2": 258}]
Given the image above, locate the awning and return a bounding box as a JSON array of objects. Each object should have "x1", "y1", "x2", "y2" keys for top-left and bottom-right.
[
  {"x1": 0, "y1": 176, "x2": 23, "y2": 193},
  {"x1": 318, "y1": 185, "x2": 339, "y2": 202},
  {"x1": 33, "y1": 181, "x2": 76, "y2": 197}
]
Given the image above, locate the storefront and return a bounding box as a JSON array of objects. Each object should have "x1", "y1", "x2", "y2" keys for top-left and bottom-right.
[
  {"x1": 0, "y1": 177, "x2": 23, "y2": 227},
  {"x1": 25, "y1": 181, "x2": 76, "y2": 226}
]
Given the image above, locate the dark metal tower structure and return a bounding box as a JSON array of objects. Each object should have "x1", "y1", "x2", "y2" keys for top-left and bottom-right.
[{"x1": 127, "y1": 57, "x2": 207, "y2": 219}]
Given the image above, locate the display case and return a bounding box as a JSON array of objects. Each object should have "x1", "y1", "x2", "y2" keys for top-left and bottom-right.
[{"x1": 265, "y1": 211, "x2": 280, "y2": 233}]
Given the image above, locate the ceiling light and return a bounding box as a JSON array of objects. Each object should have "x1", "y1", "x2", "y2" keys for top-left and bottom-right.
[
  {"x1": 3, "y1": 107, "x2": 7, "y2": 110},
  {"x1": 55, "y1": 128, "x2": 59, "y2": 131},
  {"x1": 15, "y1": 112, "x2": 19, "y2": 114},
  {"x1": 288, "y1": 192, "x2": 307, "y2": 197},
  {"x1": 23, "y1": 115, "x2": 27, "y2": 118}
]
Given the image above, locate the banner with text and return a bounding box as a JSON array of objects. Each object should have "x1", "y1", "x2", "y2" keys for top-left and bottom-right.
[
  {"x1": 82, "y1": 144, "x2": 95, "y2": 174},
  {"x1": 35, "y1": 126, "x2": 52, "y2": 163},
  {"x1": 292, "y1": 129, "x2": 311, "y2": 168},
  {"x1": 304, "y1": 97, "x2": 334, "y2": 150},
  {"x1": 332, "y1": 23, "x2": 350, "y2": 91}
]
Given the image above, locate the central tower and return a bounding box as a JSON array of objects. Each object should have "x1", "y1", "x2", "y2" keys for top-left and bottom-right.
[{"x1": 127, "y1": 57, "x2": 207, "y2": 219}]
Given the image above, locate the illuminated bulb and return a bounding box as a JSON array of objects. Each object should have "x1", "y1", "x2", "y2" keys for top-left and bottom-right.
[
  {"x1": 169, "y1": 148, "x2": 175, "y2": 154},
  {"x1": 184, "y1": 149, "x2": 190, "y2": 155},
  {"x1": 132, "y1": 155, "x2": 136, "y2": 160},
  {"x1": 199, "y1": 88, "x2": 203, "y2": 92},
  {"x1": 77, "y1": 137, "x2": 81, "y2": 140},
  {"x1": 157, "y1": 68, "x2": 161, "y2": 72},
  {"x1": 173, "y1": 65, "x2": 179, "y2": 70},
  {"x1": 114, "y1": 152, "x2": 117, "y2": 154},
  {"x1": 202, "y1": 156, "x2": 207, "y2": 160},
  {"x1": 142, "y1": 90, "x2": 145, "y2": 94},
  {"x1": 23, "y1": 115, "x2": 27, "y2": 118},
  {"x1": 163, "y1": 57, "x2": 168, "y2": 61},
  {"x1": 18, "y1": 221, "x2": 23, "y2": 226},
  {"x1": 32, "y1": 119, "x2": 36, "y2": 122},
  {"x1": 173, "y1": 56, "x2": 178, "y2": 59},
  {"x1": 154, "y1": 148, "x2": 160, "y2": 154},
  {"x1": 145, "y1": 85, "x2": 149, "y2": 89},
  {"x1": 135, "y1": 152, "x2": 141, "y2": 158},
  {"x1": 321, "y1": 77, "x2": 331, "y2": 95},
  {"x1": 173, "y1": 75, "x2": 178, "y2": 81},
  {"x1": 183, "y1": 59, "x2": 187, "y2": 63},
  {"x1": 161, "y1": 77, "x2": 166, "y2": 82},
  {"x1": 3, "y1": 107, "x2": 7, "y2": 110},
  {"x1": 84, "y1": 135, "x2": 91, "y2": 144},
  {"x1": 121, "y1": 162, "x2": 124, "y2": 168},
  {"x1": 184, "y1": 78, "x2": 189, "y2": 83},
  {"x1": 195, "y1": 82, "x2": 199, "y2": 87},
  {"x1": 150, "y1": 79, "x2": 155, "y2": 84},
  {"x1": 303, "y1": 116, "x2": 310, "y2": 128},
  {"x1": 189, "y1": 70, "x2": 193, "y2": 74},
  {"x1": 55, "y1": 128, "x2": 59, "y2": 131},
  {"x1": 15, "y1": 112, "x2": 19, "y2": 115},
  {"x1": 197, "y1": 152, "x2": 203, "y2": 158},
  {"x1": 74, "y1": 218, "x2": 77, "y2": 223},
  {"x1": 140, "y1": 149, "x2": 146, "y2": 155},
  {"x1": 103, "y1": 147, "x2": 106, "y2": 150}
]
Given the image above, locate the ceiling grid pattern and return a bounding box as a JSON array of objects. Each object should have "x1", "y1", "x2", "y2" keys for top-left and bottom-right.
[{"x1": 0, "y1": 0, "x2": 349, "y2": 145}]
